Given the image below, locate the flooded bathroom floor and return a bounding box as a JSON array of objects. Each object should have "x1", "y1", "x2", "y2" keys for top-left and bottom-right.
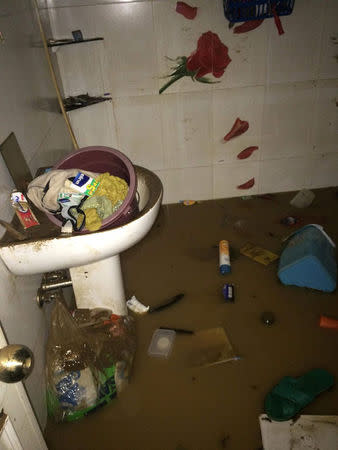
[{"x1": 45, "y1": 188, "x2": 338, "y2": 450}]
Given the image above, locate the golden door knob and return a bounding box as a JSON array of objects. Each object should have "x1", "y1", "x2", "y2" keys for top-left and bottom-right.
[{"x1": 0, "y1": 345, "x2": 34, "y2": 383}]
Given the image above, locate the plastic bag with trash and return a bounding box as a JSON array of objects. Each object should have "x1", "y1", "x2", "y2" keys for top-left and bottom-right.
[{"x1": 46, "y1": 300, "x2": 136, "y2": 422}]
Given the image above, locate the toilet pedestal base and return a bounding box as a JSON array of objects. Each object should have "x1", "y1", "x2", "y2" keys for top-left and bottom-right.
[{"x1": 69, "y1": 254, "x2": 127, "y2": 315}]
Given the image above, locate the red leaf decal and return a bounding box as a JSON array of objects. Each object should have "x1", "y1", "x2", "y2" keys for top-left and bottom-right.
[
  {"x1": 224, "y1": 118, "x2": 249, "y2": 141},
  {"x1": 237, "y1": 146, "x2": 258, "y2": 159},
  {"x1": 176, "y1": 2, "x2": 198, "y2": 20},
  {"x1": 237, "y1": 178, "x2": 255, "y2": 189},
  {"x1": 233, "y1": 20, "x2": 264, "y2": 34}
]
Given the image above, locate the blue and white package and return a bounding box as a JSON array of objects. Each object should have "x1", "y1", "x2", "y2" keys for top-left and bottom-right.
[{"x1": 70, "y1": 172, "x2": 99, "y2": 197}]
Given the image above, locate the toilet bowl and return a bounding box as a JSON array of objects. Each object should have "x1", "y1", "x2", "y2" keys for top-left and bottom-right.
[{"x1": 0, "y1": 166, "x2": 163, "y2": 314}]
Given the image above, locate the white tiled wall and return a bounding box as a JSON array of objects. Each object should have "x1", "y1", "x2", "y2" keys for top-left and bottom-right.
[
  {"x1": 68, "y1": 100, "x2": 118, "y2": 149},
  {"x1": 114, "y1": 95, "x2": 164, "y2": 169},
  {"x1": 0, "y1": 0, "x2": 73, "y2": 432},
  {"x1": 48, "y1": 0, "x2": 338, "y2": 203},
  {"x1": 213, "y1": 86, "x2": 264, "y2": 164},
  {"x1": 161, "y1": 92, "x2": 213, "y2": 169},
  {"x1": 155, "y1": 165, "x2": 213, "y2": 204},
  {"x1": 266, "y1": 0, "x2": 324, "y2": 84},
  {"x1": 214, "y1": 161, "x2": 260, "y2": 198},
  {"x1": 261, "y1": 81, "x2": 315, "y2": 160},
  {"x1": 312, "y1": 79, "x2": 338, "y2": 155}
]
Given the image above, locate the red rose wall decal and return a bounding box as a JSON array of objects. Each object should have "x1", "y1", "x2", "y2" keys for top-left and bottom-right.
[
  {"x1": 187, "y1": 31, "x2": 231, "y2": 78},
  {"x1": 159, "y1": 31, "x2": 231, "y2": 94}
]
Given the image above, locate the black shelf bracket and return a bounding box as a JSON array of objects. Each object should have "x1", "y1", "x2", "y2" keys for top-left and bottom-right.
[
  {"x1": 63, "y1": 95, "x2": 112, "y2": 112},
  {"x1": 48, "y1": 37, "x2": 104, "y2": 47}
]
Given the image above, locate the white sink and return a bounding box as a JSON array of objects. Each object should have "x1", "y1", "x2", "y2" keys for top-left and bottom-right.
[{"x1": 0, "y1": 166, "x2": 162, "y2": 314}]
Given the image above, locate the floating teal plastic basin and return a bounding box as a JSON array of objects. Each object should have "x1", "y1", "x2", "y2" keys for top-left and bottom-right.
[{"x1": 278, "y1": 225, "x2": 337, "y2": 293}]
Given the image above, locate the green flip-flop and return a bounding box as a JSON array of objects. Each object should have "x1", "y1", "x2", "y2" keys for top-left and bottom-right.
[{"x1": 264, "y1": 368, "x2": 334, "y2": 421}]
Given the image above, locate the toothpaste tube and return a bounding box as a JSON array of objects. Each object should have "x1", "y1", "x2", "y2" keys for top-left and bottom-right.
[
  {"x1": 219, "y1": 239, "x2": 231, "y2": 274},
  {"x1": 69, "y1": 172, "x2": 99, "y2": 197},
  {"x1": 58, "y1": 192, "x2": 84, "y2": 206},
  {"x1": 126, "y1": 296, "x2": 149, "y2": 314},
  {"x1": 11, "y1": 191, "x2": 39, "y2": 229}
]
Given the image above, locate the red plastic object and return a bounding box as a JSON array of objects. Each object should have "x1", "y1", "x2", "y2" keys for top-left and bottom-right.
[
  {"x1": 103, "y1": 314, "x2": 121, "y2": 325},
  {"x1": 224, "y1": 118, "x2": 249, "y2": 141},
  {"x1": 176, "y1": 1, "x2": 197, "y2": 20},
  {"x1": 237, "y1": 146, "x2": 258, "y2": 159},
  {"x1": 237, "y1": 178, "x2": 255, "y2": 189},
  {"x1": 319, "y1": 315, "x2": 338, "y2": 330},
  {"x1": 50, "y1": 146, "x2": 138, "y2": 232},
  {"x1": 233, "y1": 19, "x2": 264, "y2": 33}
]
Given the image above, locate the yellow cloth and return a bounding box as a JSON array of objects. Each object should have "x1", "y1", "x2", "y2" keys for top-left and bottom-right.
[
  {"x1": 83, "y1": 196, "x2": 113, "y2": 219},
  {"x1": 95, "y1": 173, "x2": 128, "y2": 206},
  {"x1": 84, "y1": 208, "x2": 102, "y2": 232},
  {"x1": 84, "y1": 173, "x2": 129, "y2": 231}
]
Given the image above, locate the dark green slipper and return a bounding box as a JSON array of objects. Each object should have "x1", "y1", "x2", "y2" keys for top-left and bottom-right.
[{"x1": 264, "y1": 368, "x2": 334, "y2": 421}]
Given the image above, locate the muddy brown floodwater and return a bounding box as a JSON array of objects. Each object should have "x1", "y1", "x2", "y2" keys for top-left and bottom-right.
[{"x1": 46, "y1": 188, "x2": 338, "y2": 450}]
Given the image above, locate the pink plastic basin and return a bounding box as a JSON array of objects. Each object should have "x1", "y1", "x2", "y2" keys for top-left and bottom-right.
[{"x1": 48, "y1": 146, "x2": 138, "y2": 232}]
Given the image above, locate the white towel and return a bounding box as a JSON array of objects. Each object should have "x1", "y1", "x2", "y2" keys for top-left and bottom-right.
[{"x1": 27, "y1": 169, "x2": 98, "y2": 213}]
